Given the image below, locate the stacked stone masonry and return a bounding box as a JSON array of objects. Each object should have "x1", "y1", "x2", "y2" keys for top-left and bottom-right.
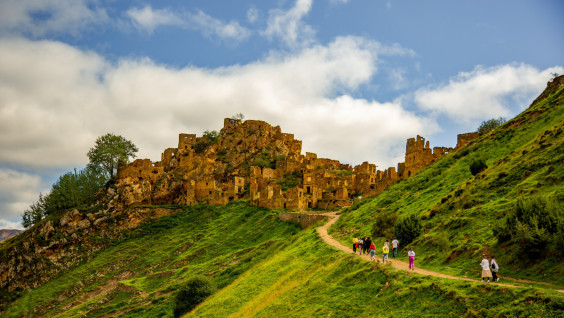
[{"x1": 116, "y1": 119, "x2": 478, "y2": 211}]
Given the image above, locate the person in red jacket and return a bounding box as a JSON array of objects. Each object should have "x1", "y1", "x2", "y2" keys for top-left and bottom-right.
[{"x1": 369, "y1": 241, "x2": 376, "y2": 261}]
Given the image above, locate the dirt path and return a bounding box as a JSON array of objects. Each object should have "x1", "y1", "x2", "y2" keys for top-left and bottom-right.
[{"x1": 316, "y1": 212, "x2": 564, "y2": 293}]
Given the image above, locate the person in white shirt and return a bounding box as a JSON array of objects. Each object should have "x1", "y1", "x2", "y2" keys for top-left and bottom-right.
[
  {"x1": 391, "y1": 238, "x2": 399, "y2": 258},
  {"x1": 490, "y1": 256, "x2": 499, "y2": 282},
  {"x1": 408, "y1": 247, "x2": 415, "y2": 270},
  {"x1": 481, "y1": 255, "x2": 493, "y2": 283}
]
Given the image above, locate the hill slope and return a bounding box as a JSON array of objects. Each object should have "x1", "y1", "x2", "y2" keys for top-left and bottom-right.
[{"x1": 330, "y1": 76, "x2": 564, "y2": 285}]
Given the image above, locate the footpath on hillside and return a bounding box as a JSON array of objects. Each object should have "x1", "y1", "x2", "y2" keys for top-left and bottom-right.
[{"x1": 315, "y1": 212, "x2": 564, "y2": 294}]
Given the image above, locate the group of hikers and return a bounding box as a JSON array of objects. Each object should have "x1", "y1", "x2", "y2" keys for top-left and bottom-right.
[
  {"x1": 352, "y1": 236, "x2": 416, "y2": 270},
  {"x1": 352, "y1": 236, "x2": 500, "y2": 282}
]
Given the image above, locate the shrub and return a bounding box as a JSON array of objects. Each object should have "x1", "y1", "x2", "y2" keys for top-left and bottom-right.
[
  {"x1": 173, "y1": 276, "x2": 216, "y2": 317},
  {"x1": 494, "y1": 196, "x2": 561, "y2": 258},
  {"x1": 203, "y1": 130, "x2": 220, "y2": 144},
  {"x1": 477, "y1": 117, "x2": 506, "y2": 135},
  {"x1": 394, "y1": 214, "x2": 423, "y2": 246},
  {"x1": 371, "y1": 213, "x2": 398, "y2": 240},
  {"x1": 194, "y1": 141, "x2": 208, "y2": 153},
  {"x1": 469, "y1": 158, "x2": 488, "y2": 175}
]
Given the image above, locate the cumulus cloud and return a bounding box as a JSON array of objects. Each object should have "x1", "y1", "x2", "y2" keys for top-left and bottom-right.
[
  {"x1": 126, "y1": 5, "x2": 250, "y2": 41},
  {"x1": 415, "y1": 64, "x2": 564, "y2": 126},
  {"x1": 0, "y1": 36, "x2": 426, "y2": 170},
  {"x1": 0, "y1": 168, "x2": 44, "y2": 228},
  {"x1": 0, "y1": 0, "x2": 108, "y2": 36},
  {"x1": 263, "y1": 0, "x2": 316, "y2": 48}
]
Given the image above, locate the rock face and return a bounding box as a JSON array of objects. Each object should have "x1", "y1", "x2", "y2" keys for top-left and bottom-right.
[
  {"x1": 116, "y1": 118, "x2": 475, "y2": 211},
  {"x1": 0, "y1": 187, "x2": 181, "y2": 292}
]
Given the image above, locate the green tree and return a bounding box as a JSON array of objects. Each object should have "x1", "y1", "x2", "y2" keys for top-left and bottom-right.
[
  {"x1": 87, "y1": 133, "x2": 138, "y2": 178},
  {"x1": 22, "y1": 193, "x2": 47, "y2": 228},
  {"x1": 477, "y1": 117, "x2": 506, "y2": 135},
  {"x1": 21, "y1": 166, "x2": 108, "y2": 228},
  {"x1": 203, "y1": 130, "x2": 220, "y2": 144}
]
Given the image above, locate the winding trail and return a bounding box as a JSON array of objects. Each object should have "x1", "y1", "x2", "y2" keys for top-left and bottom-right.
[{"x1": 316, "y1": 212, "x2": 564, "y2": 293}]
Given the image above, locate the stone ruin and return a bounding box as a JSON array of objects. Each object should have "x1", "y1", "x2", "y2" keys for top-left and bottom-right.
[{"x1": 115, "y1": 118, "x2": 479, "y2": 211}]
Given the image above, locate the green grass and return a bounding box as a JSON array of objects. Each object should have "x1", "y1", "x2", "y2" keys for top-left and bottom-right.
[
  {"x1": 4, "y1": 201, "x2": 301, "y2": 317},
  {"x1": 189, "y1": 229, "x2": 564, "y2": 317},
  {"x1": 329, "y1": 86, "x2": 564, "y2": 286}
]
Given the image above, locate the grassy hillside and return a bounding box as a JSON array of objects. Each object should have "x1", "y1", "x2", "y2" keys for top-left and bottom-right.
[
  {"x1": 5, "y1": 201, "x2": 564, "y2": 317},
  {"x1": 4, "y1": 201, "x2": 301, "y2": 317},
  {"x1": 330, "y1": 83, "x2": 564, "y2": 285}
]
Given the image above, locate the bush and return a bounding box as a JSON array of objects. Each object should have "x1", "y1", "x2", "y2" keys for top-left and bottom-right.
[
  {"x1": 173, "y1": 276, "x2": 216, "y2": 317},
  {"x1": 477, "y1": 117, "x2": 506, "y2": 135},
  {"x1": 371, "y1": 213, "x2": 398, "y2": 240},
  {"x1": 494, "y1": 196, "x2": 561, "y2": 258},
  {"x1": 394, "y1": 214, "x2": 423, "y2": 246},
  {"x1": 203, "y1": 130, "x2": 220, "y2": 144},
  {"x1": 194, "y1": 141, "x2": 208, "y2": 153},
  {"x1": 469, "y1": 158, "x2": 488, "y2": 175}
]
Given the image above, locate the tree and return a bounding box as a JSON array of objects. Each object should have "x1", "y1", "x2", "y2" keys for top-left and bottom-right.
[
  {"x1": 87, "y1": 133, "x2": 138, "y2": 178},
  {"x1": 477, "y1": 117, "x2": 506, "y2": 135},
  {"x1": 22, "y1": 193, "x2": 47, "y2": 228},
  {"x1": 21, "y1": 166, "x2": 108, "y2": 228}
]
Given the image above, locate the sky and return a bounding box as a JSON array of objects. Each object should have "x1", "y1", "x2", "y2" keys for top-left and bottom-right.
[{"x1": 0, "y1": 0, "x2": 563, "y2": 229}]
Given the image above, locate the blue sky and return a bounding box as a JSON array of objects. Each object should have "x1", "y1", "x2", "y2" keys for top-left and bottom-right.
[{"x1": 0, "y1": 0, "x2": 562, "y2": 229}]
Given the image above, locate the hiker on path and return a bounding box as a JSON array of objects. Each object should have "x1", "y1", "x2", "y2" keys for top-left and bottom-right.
[
  {"x1": 358, "y1": 237, "x2": 364, "y2": 255},
  {"x1": 408, "y1": 247, "x2": 415, "y2": 270},
  {"x1": 365, "y1": 237, "x2": 372, "y2": 256},
  {"x1": 362, "y1": 236, "x2": 368, "y2": 254},
  {"x1": 369, "y1": 241, "x2": 376, "y2": 261},
  {"x1": 481, "y1": 255, "x2": 493, "y2": 283},
  {"x1": 391, "y1": 238, "x2": 399, "y2": 258},
  {"x1": 490, "y1": 256, "x2": 499, "y2": 282},
  {"x1": 382, "y1": 242, "x2": 389, "y2": 263},
  {"x1": 352, "y1": 237, "x2": 358, "y2": 253}
]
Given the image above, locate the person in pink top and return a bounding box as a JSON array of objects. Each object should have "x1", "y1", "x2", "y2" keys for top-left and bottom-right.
[{"x1": 408, "y1": 247, "x2": 415, "y2": 270}]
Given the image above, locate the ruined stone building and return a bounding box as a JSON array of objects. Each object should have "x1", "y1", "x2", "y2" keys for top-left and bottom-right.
[{"x1": 116, "y1": 118, "x2": 479, "y2": 211}]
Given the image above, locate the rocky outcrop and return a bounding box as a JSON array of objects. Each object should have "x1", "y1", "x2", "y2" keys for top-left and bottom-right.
[{"x1": 0, "y1": 188, "x2": 181, "y2": 292}]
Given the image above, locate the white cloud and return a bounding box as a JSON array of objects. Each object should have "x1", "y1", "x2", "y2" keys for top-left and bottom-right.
[
  {"x1": 126, "y1": 6, "x2": 250, "y2": 41},
  {"x1": 126, "y1": 6, "x2": 184, "y2": 33},
  {"x1": 263, "y1": 0, "x2": 316, "y2": 48},
  {"x1": 0, "y1": 36, "x2": 427, "y2": 171},
  {"x1": 414, "y1": 64, "x2": 564, "y2": 126},
  {"x1": 0, "y1": 0, "x2": 108, "y2": 36},
  {"x1": 247, "y1": 7, "x2": 259, "y2": 24},
  {"x1": 0, "y1": 168, "x2": 44, "y2": 224},
  {"x1": 0, "y1": 219, "x2": 24, "y2": 230}
]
